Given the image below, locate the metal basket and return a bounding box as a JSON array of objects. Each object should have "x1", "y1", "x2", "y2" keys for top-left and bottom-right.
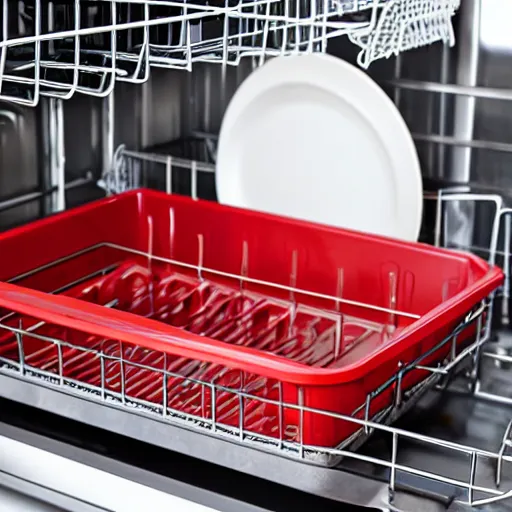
[{"x1": 0, "y1": 0, "x2": 460, "y2": 106}]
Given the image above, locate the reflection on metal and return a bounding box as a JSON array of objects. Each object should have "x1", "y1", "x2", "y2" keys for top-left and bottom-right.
[
  {"x1": 48, "y1": 98, "x2": 66, "y2": 213},
  {"x1": 448, "y1": 0, "x2": 481, "y2": 250}
]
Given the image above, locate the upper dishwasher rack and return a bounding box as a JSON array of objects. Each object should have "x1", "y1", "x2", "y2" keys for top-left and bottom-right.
[{"x1": 0, "y1": 0, "x2": 460, "y2": 105}]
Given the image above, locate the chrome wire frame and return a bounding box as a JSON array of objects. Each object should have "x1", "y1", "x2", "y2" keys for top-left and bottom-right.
[{"x1": 0, "y1": 0, "x2": 459, "y2": 105}]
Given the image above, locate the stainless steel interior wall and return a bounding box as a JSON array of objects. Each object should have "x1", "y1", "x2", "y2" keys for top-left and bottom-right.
[{"x1": 0, "y1": 0, "x2": 510, "y2": 230}]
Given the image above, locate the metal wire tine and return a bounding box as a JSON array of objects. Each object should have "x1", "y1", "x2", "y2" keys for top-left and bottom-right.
[
  {"x1": 57, "y1": 338, "x2": 64, "y2": 386},
  {"x1": 388, "y1": 271, "x2": 397, "y2": 334},
  {"x1": 16, "y1": 319, "x2": 25, "y2": 375},
  {"x1": 434, "y1": 189, "x2": 444, "y2": 247},
  {"x1": 166, "y1": 156, "x2": 173, "y2": 194},
  {"x1": 335, "y1": 267, "x2": 344, "y2": 313},
  {"x1": 334, "y1": 314, "x2": 342, "y2": 360},
  {"x1": 239, "y1": 371, "x2": 244, "y2": 441},
  {"x1": 197, "y1": 233, "x2": 204, "y2": 281},
  {"x1": 240, "y1": 240, "x2": 249, "y2": 293},
  {"x1": 389, "y1": 431, "x2": 398, "y2": 500},
  {"x1": 502, "y1": 210, "x2": 511, "y2": 325},
  {"x1": 211, "y1": 375, "x2": 217, "y2": 433},
  {"x1": 169, "y1": 207, "x2": 175, "y2": 262},
  {"x1": 290, "y1": 250, "x2": 298, "y2": 306},
  {"x1": 468, "y1": 451, "x2": 477, "y2": 505},
  {"x1": 298, "y1": 386, "x2": 304, "y2": 459},
  {"x1": 394, "y1": 362, "x2": 403, "y2": 408},
  {"x1": 201, "y1": 380, "x2": 206, "y2": 419},
  {"x1": 220, "y1": 0, "x2": 230, "y2": 70},
  {"x1": 278, "y1": 381, "x2": 284, "y2": 449},
  {"x1": 100, "y1": 350, "x2": 105, "y2": 401},
  {"x1": 364, "y1": 394, "x2": 372, "y2": 435},
  {"x1": 163, "y1": 352, "x2": 168, "y2": 418},
  {"x1": 469, "y1": 315, "x2": 484, "y2": 391},
  {"x1": 185, "y1": 20, "x2": 193, "y2": 73},
  {"x1": 147, "y1": 214, "x2": 155, "y2": 314},
  {"x1": 496, "y1": 420, "x2": 512, "y2": 487},
  {"x1": 120, "y1": 341, "x2": 126, "y2": 405},
  {"x1": 147, "y1": 215, "x2": 154, "y2": 272},
  {"x1": 191, "y1": 160, "x2": 198, "y2": 200},
  {"x1": 450, "y1": 334, "x2": 458, "y2": 362}
]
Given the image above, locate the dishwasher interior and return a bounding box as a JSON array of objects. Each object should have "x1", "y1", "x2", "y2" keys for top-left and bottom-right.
[{"x1": 1, "y1": 1, "x2": 512, "y2": 511}]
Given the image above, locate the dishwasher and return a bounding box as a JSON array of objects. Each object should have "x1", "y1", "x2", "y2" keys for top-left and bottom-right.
[{"x1": 0, "y1": 1, "x2": 511, "y2": 511}]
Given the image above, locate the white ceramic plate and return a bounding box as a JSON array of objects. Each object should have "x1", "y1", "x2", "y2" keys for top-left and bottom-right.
[{"x1": 216, "y1": 54, "x2": 423, "y2": 241}]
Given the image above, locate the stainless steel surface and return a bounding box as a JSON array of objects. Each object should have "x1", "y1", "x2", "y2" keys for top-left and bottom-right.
[
  {"x1": 0, "y1": 471, "x2": 108, "y2": 512},
  {"x1": 0, "y1": 422, "x2": 234, "y2": 512}
]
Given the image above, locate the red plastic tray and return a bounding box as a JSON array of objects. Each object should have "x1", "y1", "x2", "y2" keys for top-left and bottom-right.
[{"x1": 0, "y1": 189, "x2": 503, "y2": 449}]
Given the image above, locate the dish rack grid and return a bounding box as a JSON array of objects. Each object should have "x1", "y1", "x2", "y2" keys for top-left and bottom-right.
[{"x1": 1, "y1": 0, "x2": 460, "y2": 105}]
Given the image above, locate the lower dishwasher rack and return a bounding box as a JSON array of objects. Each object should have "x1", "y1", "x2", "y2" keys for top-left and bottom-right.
[
  {"x1": 1, "y1": 346, "x2": 512, "y2": 512},
  {"x1": 0, "y1": 190, "x2": 511, "y2": 511}
]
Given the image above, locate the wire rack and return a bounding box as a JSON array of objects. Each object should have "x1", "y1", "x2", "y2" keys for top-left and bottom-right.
[
  {"x1": 0, "y1": 0, "x2": 460, "y2": 105},
  {"x1": 0, "y1": 234, "x2": 508, "y2": 507}
]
